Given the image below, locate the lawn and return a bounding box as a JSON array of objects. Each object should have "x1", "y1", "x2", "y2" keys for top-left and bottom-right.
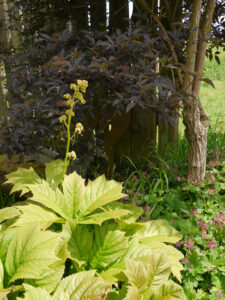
[{"x1": 200, "y1": 48, "x2": 225, "y2": 128}]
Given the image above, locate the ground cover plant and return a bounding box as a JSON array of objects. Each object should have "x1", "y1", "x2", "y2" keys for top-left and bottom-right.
[
  {"x1": 0, "y1": 82, "x2": 184, "y2": 299},
  {"x1": 123, "y1": 126, "x2": 225, "y2": 299}
]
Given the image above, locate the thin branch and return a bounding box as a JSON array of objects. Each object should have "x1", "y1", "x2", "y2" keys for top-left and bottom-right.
[
  {"x1": 183, "y1": 0, "x2": 202, "y2": 94},
  {"x1": 138, "y1": 0, "x2": 183, "y2": 86},
  {"x1": 193, "y1": 0, "x2": 217, "y2": 97}
]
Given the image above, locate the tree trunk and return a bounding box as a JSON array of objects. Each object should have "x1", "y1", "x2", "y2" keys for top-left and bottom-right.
[{"x1": 182, "y1": 0, "x2": 216, "y2": 181}]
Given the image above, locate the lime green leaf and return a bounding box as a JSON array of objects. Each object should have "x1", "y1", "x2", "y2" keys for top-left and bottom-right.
[
  {"x1": 5, "y1": 225, "x2": 59, "y2": 283},
  {"x1": 150, "y1": 280, "x2": 184, "y2": 300},
  {"x1": 0, "y1": 259, "x2": 3, "y2": 289},
  {"x1": 29, "y1": 181, "x2": 68, "y2": 219},
  {"x1": 45, "y1": 159, "x2": 64, "y2": 187},
  {"x1": 90, "y1": 224, "x2": 129, "y2": 270},
  {"x1": 68, "y1": 225, "x2": 93, "y2": 263},
  {"x1": 17, "y1": 284, "x2": 52, "y2": 300},
  {"x1": 13, "y1": 204, "x2": 64, "y2": 230},
  {"x1": 134, "y1": 220, "x2": 182, "y2": 243},
  {"x1": 0, "y1": 207, "x2": 21, "y2": 223},
  {"x1": 124, "y1": 285, "x2": 141, "y2": 300},
  {"x1": 4, "y1": 167, "x2": 42, "y2": 196},
  {"x1": 25, "y1": 261, "x2": 65, "y2": 293},
  {"x1": 106, "y1": 202, "x2": 143, "y2": 222},
  {"x1": 79, "y1": 175, "x2": 126, "y2": 217},
  {"x1": 117, "y1": 221, "x2": 144, "y2": 236},
  {"x1": 62, "y1": 172, "x2": 85, "y2": 217},
  {"x1": 143, "y1": 241, "x2": 183, "y2": 282},
  {"x1": 112, "y1": 240, "x2": 152, "y2": 270},
  {"x1": 0, "y1": 285, "x2": 22, "y2": 299},
  {"x1": 79, "y1": 209, "x2": 130, "y2": 225},
  {"x1": 138, "y1": 252, "x2": 171, "y2": 291},
  {"x1": 54, "y1": 270, "x2": 110, "y2": 300},
  {"x1": 125, "y1": 259, "x2": 148, "y2": 292},
  {"x1": 0, "y1": 227, "x2": 19, "y2": 265}
]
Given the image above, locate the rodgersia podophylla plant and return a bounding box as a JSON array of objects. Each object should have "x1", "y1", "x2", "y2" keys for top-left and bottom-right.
[{"x1": 59, "y1": 80, "x2": 88, "y2": 183}]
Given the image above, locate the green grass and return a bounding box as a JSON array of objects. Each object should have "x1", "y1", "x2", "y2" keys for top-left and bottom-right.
[
  {"x1": 200, "y1": 47, "x2": 225, "y2": 128},
  {"x1": 179, "y1": 48, "x2": 225, "y2": 135}
]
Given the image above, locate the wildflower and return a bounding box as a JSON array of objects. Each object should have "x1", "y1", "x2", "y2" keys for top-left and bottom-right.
[
  {"x1": 210, "y1": 265, "x2": 216, "y2": 270},
  {"x1": 67, "y1": 151, "x2": 77, "y2": 160},
  {"x1": 63, "y1": 93, "x2": 72, "y2": 100},
  {"x1": 77, "y1": 80, "x2": 88, "y2": 93},
  {"x1": 197, "y1": 221, "x2": 203, "y2": 228},
  {"x1": 142, "y1": 171, "x2": 148, "y2": 177},
  {"x1": 207, "y1": 240, "x2": 217, "y2": 249},
  {"x1": 66, "y1": 99, "x2": 73, "y2": 107},
  {"x1": 75, "y1": 122, "x2": 84, "y2": 134},
  {"x1": 123, "y1": 195, "x2": 129, "y2": 200},
  {"x1": 65, "y1": 109, "x2": 75, "y2": 117},
  {"x1": 74, "y1": 91, "x2": 86, "y2": 104},
  {"x1": 182, "y1": 257, "x2": 190, "y2": 264},
  {"x1": 202, "y1": 230, "x2": 207, "y2": 238},
  {"x1": 137, "y1": 192, "x2": 141, "y2": 197},
  {"x1": 59, "y1": 115, "x2": 67, "y2": 123},
  {"x1": 190, "y1": 208, "x2": 198, "y2": 217},
  {"x1": 176, "y1": 176, "x2": 181, "y2": 182},
  {"x1": 163, "y1": 165, "x2": 169, "y2": 171},
  {"x1": 70, "y1": 83, "x2": 79, "y2": 91},
  {"x1": 175, "y1": 242, "x2": 180, "y2": 248},
  {"x1": 187, "y1": 174, "x2": 193, "y2": 181},
  {"x1": 216, "y1": 290, "x2": 223, "y2": 298},
  {"x1": 145, "y1": 205, "x2": 151, "y2": 212},
  {"x1": 208, "y1": 188, "x2": 215, "y2": 194}
]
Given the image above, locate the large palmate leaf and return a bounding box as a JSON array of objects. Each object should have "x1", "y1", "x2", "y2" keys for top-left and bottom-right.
[
  {"x1": 29, "y1": 181, "x2": 68, "y2": 219},
  {"x1": 17, "y1": 284, "x2": 52, "y2": 300},
  {"x1": 25, "y1": 261, "x2": 65, "y2": 293},
  {"x1": 123, "y1": 253, "x2": 171, "y2": 299},
  {"x1": 5, "y1": 225, "x2": 59, "y2": 283},
  {"x1": 13, "y1": 204, "x2": 63, "y2": 230},
  {"x1": 45, "y1": 159, "x2": 64, "y2": 187},
  {"x1": 105, "y1": 202, "x2": 143, "y2": 222},
  {"x1": 90, "y1": 223, "x2": 129, "y2": 270},
  {"x1": 149, "y1": 280, "x2": 184, "y2": 300},
  {"x1": 142, "y1": 241, "x2": 183, "y2": 282},
  {"x1": 134, "y1": 220, "x2": 182, "y2": 243},
  {"x1": 4, "y1": 167, "x2": 42, "y2": 196},
  {"x1": 54, "y1": 270, "x2": 110, "y2": 300},
  {"x1": 68, "y1": 225, "x2": 93, "y2": 264},
  {"x1": 62, "y1": 172, "x2": 85, "y2": 217},
  {"x1": 79, "y1": 210, "x2": 130, "y2": 225},
  {"x1": 79, "y1": 175, "x2": 126, "y2": 217},
  {"x1": 0, "y1": 207, "x2": 21, "y2": 223},
  {"x1": 124, "y1": 285, "x2": 141, "y2": 300}
]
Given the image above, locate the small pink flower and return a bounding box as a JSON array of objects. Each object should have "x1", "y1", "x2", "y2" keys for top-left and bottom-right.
[
  {"x1": 204, "y1": 224, "x2": 209, "y2": 230},
  {"x1": 216, "y1": 290, "x2": 223, "y2": 297},
  {"x1": 176, "y1": 242, "x2": 180, "y2": 248},
  {"x1": 190, "y1": 209, "x2": 198, "y2": 217},
  {"x1": 142, "y1": 171, "x2": 148, "y2": 177},
  {"x1": 208, "y1": 188, "x2": 215, "y2": 194},
  {"x1": 188, "y1": 268, "x2": 192, "y2": 272},
  {"x1": 202, "y1": 230, "x2": 207, "y2": 238},
  {"x1": 183, "y1": 257, "x2": 190, "y2": 264},
  {"x1": 123, "y1": 196, "x2": 129, "y2": 200},
  {"x1": 197, "y1": 221, "x2": 203, "y2": 228},
  {"x1": 163, "y1": 165, "x2": 169, "y2": 171},
  {"x1": 137, "y1": 192, "x2": 142, "y2": 197},
  {"x1": 145, "y1": 205, "x2": 151, "y2": 212},
  {"x1": 176, "y1": 176, "x2": 181, "y2": 182}
]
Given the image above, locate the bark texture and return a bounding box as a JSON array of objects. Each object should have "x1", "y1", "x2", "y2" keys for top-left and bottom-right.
[{"x1": 182, "y1": 0, "x2": 216, "y2": 181}]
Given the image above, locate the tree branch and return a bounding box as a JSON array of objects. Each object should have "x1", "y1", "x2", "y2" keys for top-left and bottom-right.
[
  {"x1": 193, "y1": 0, "x2": 217, "y2": 97},
  {"x1": 183, "y1": 0, "x2": 202, "y2": 94}
]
